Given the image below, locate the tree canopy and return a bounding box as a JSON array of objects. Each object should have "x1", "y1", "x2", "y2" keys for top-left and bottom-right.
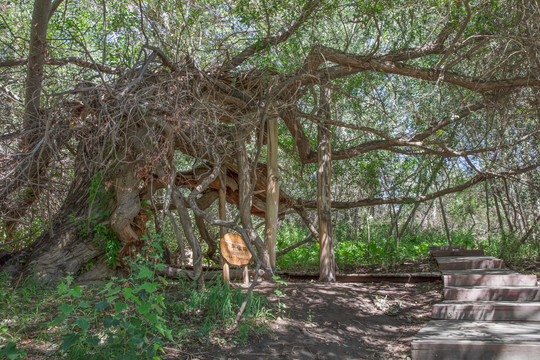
[{"x1": 0, "y1": 0, "x2": 538, "y2": 282}]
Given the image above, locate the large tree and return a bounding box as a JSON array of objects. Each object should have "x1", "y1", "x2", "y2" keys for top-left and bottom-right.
[{"x1": 1, "y1": 0, "x2": 538, "y2": 282}]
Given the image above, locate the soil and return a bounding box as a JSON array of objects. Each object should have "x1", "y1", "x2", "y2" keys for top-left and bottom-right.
[{"x1": 197, "y1": 279, "x2": 443, "y2": 360}]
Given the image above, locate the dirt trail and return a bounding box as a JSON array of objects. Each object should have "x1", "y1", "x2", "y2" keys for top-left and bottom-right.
[{"x1": 210, "y1": 280, "x2": 442, "y2": 360}]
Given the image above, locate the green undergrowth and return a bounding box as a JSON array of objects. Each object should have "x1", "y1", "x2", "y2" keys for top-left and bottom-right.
[
  {"x1": 0, "y1": 259, "x2": 272, "y2": 359},
  {"x1": 481, "y1": 234, "x2": 540, "y2": 272},
  {"x1": 277, "y1": 222, "x2": 477, "y2": 272}
]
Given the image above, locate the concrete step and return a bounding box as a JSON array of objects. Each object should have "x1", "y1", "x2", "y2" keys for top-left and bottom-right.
[
  {"x1": 436, "y1": 256, "x2": 505, "y2": 270},
  {"x1": 444, "y1": 286, "x2": 540, "y2": 301},
  {"x1": 431, "y1": 249, "x2": 484, "y2": 257},
  {"x1": 432, "y1": 301, "x2": 540, "y2": 321},
  {"x1": 429, "y1": 245, "x2": 466, "y2": 253},
  {"x1": 443, "y1": 270, "x2": 538, "y2": 287},
  {"x1": 411, "y1": 320, "x2": 540, "y2": 359}
]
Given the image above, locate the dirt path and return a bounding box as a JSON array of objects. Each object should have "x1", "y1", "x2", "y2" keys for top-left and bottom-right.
[{"x1": 209, "y1": 280, "x2": 443, "y2": 360}]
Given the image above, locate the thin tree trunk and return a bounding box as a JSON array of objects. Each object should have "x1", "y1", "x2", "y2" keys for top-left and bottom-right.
[
  {"x1": 398, "y1": 159, "x2": 443, "y2": 239},
  {"x1": 438, "y1": 196, "x2": 452, "y2": 246},
  {"x1": 219, "y1": 169, "x2": 229, "y2": 283},
  {"x1": 366, "y1": 210, "x2": 371, "y2": 245},
  {"x1": 265, "y1": 115, "x2": 279, "y2": 270},
  {"x1": 495, "y1": 187, "x2": 514, "y2": 234},
  {"x1": 484, "y1": 180, "x2": 491, "y2": 239},
  {"x1": 194, "y1": 191, "x2": 219, "y2": 263},
  {"x1": 235, "y1": 136, "x2": 272, "y2": 271},
  {"x1": 416, "y1": 201, "x2": 435, "y2": 232},
  {"x1": 520, "y1": 214, "x2": 540, "y2": 244},
  {"x1": 2, "y1": 0, "x2": 55, "y2": 237},
  {"x1": 317, "y1": 86, "x2": 335, "y2": 283},
  {"x1": 493, "y1": 186, "x2": 506, "y2": 238},
  {"x1": 171, "y1": 188, "x2": 204, "y2": 288}
]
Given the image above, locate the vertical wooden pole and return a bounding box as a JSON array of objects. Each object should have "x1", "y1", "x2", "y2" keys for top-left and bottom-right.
[
  {"x1": 265, "y1": 115, "x2": 279, "y2": 270},
  {"x1": 317, "y1": 86, "x2": 336, "y2": 283},
  {"x1": 242, "y1": 265, "x2": 250, "y2": 285},
  {"x1": 219, "y1": 169, "x2": 229, "y2": 283}
]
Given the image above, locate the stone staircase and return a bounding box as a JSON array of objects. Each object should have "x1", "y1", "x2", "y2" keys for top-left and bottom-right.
[{"x1": 411, "y1": 245, "x2": 540, "y2": 359}]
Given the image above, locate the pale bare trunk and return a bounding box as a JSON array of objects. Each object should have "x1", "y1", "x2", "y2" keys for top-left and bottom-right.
[{"x1": 265, "y1": 116, "x2": 279, "y2": 270}]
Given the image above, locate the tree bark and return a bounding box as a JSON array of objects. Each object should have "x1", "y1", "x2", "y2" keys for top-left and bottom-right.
[
  {"x1": 317, "y1": 86, "x2": 336, "y2": 283},
  {"x1": 1, "y1": 155, "x2": 108, "y2": 283},
  {"x1": 235, "y1": 136, "x2": 272, "y2": 271},
  {"x1": 1, "y1": 0, "x2": 56, "y2": 238},
  {"x1": 171, "y1": 188, "x2": 204, "y2": 288},
  {"x1": 218, "y1": 169, "x2": 230, "y2": 282},
  {"x1": 265, "y1": 115, "x2": 279, "y2": 269}
]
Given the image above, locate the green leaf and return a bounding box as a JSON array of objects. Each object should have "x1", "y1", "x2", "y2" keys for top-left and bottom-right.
[
  {"x1": 136, "y1": 282, "x2": 158, "y2": 293},
  {"x1": 95, "y1": 301, "x2": 110, "y2": 311},
  {"x1": 59, "y1": 303, "x2": 75, "y2": 315},
  {"x1": 67, "y1": 286, "x2": 82, "y2": 298},
  {"x1": 136, "y1": 301, "x2": 152, "y2": 315},
  {"x1": 57, "y1": 283, "x2": 69, "y2": 295},
  {"x1": 123, "y1": 287, "x2": 134, "y2": 300},
  {"x1": 129, "y1": 333, "x2": 145, "y2": 346},
  {"x1": 0, "y1": 342, "x2": 27, "y2": 360},
  {"x1": 78, "y1": 300, "x2": 91, "y2": 309},
  {"x1": 114, "y1": 302, "x2": 128, "y2": 313},
  {"x1": 61, "y1": 333, "x2": 80, "y2": 350},
  {"x1": 86, "y1": 336, "x2": 100, "y2": 347},
  {"x1": 136, "y1": 265, "x2": 154, "y2": 279},
  {"x1": 75, "y1": 318, "x2": 90, "y2": 331},
  {"x1": 103, "y1": 315, "x2": 120, "y2": 329}
]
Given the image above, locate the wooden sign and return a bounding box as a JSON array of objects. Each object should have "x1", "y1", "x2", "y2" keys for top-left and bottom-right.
[{"x1": 220, "y1": 233, "x2": 252, "y2": 266}]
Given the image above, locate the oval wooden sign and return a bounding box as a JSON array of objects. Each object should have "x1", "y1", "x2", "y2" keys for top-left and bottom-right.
[{"x1": 220, "y1": 233, "x2": 252, "y2": 266}]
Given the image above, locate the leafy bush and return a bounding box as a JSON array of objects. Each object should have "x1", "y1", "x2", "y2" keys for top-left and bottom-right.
[{"x1": 50, "y1": 260, "x2": 172, "y2": 359}]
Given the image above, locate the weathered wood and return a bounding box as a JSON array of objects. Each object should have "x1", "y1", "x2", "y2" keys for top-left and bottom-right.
[
  {"x1": 443, "y1": 271, "x2": 537, "y2": 287},
  {"x1": 412, "y1": 320, "x2": 540, "y2": 360},
  {"x1": 444, "y1": 286, "x2": 540, "y2": 301},
  {"x1": 431, "y1": 249, "x2": 484, "y2": 257},
  {"x1": 429, "y1": 245, "x2": 466, "y2": 252},
  {"x1": 432, "y1": 301, "x2": 540, "y2": 321},
  {"x1": 435, "y1": 256, "x2": 504, "y2": 270},
  {"x1": 265, "y1": 115, "x2": 279, "y2": 269},
  {"x1": 220, "y1": 233, "x2": 252, "y2": 266}
]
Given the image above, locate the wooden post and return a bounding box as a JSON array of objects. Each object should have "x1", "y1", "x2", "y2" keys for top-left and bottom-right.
[
  {"x1": 317, "y1": 86, "x2": 336, "y2": 283},
  {"x1": 265, "y1": 115, "x2": 279, "y2": 270},
  {"x1": 242, "y1": 265, "x2": 250, "y2": 285},
  {"x1": 219, "y1": 169, "x2": 229, "y2": 283}
]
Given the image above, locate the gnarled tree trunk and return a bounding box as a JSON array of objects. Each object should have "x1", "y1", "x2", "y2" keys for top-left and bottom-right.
[{"x1": 1, "y1": 155, "x2": 111, "y2": 283}]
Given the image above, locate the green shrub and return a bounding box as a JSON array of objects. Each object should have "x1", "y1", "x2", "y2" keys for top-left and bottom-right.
[{"x1": 50, "y1": 259, "x2": 172, "y2": 359}]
